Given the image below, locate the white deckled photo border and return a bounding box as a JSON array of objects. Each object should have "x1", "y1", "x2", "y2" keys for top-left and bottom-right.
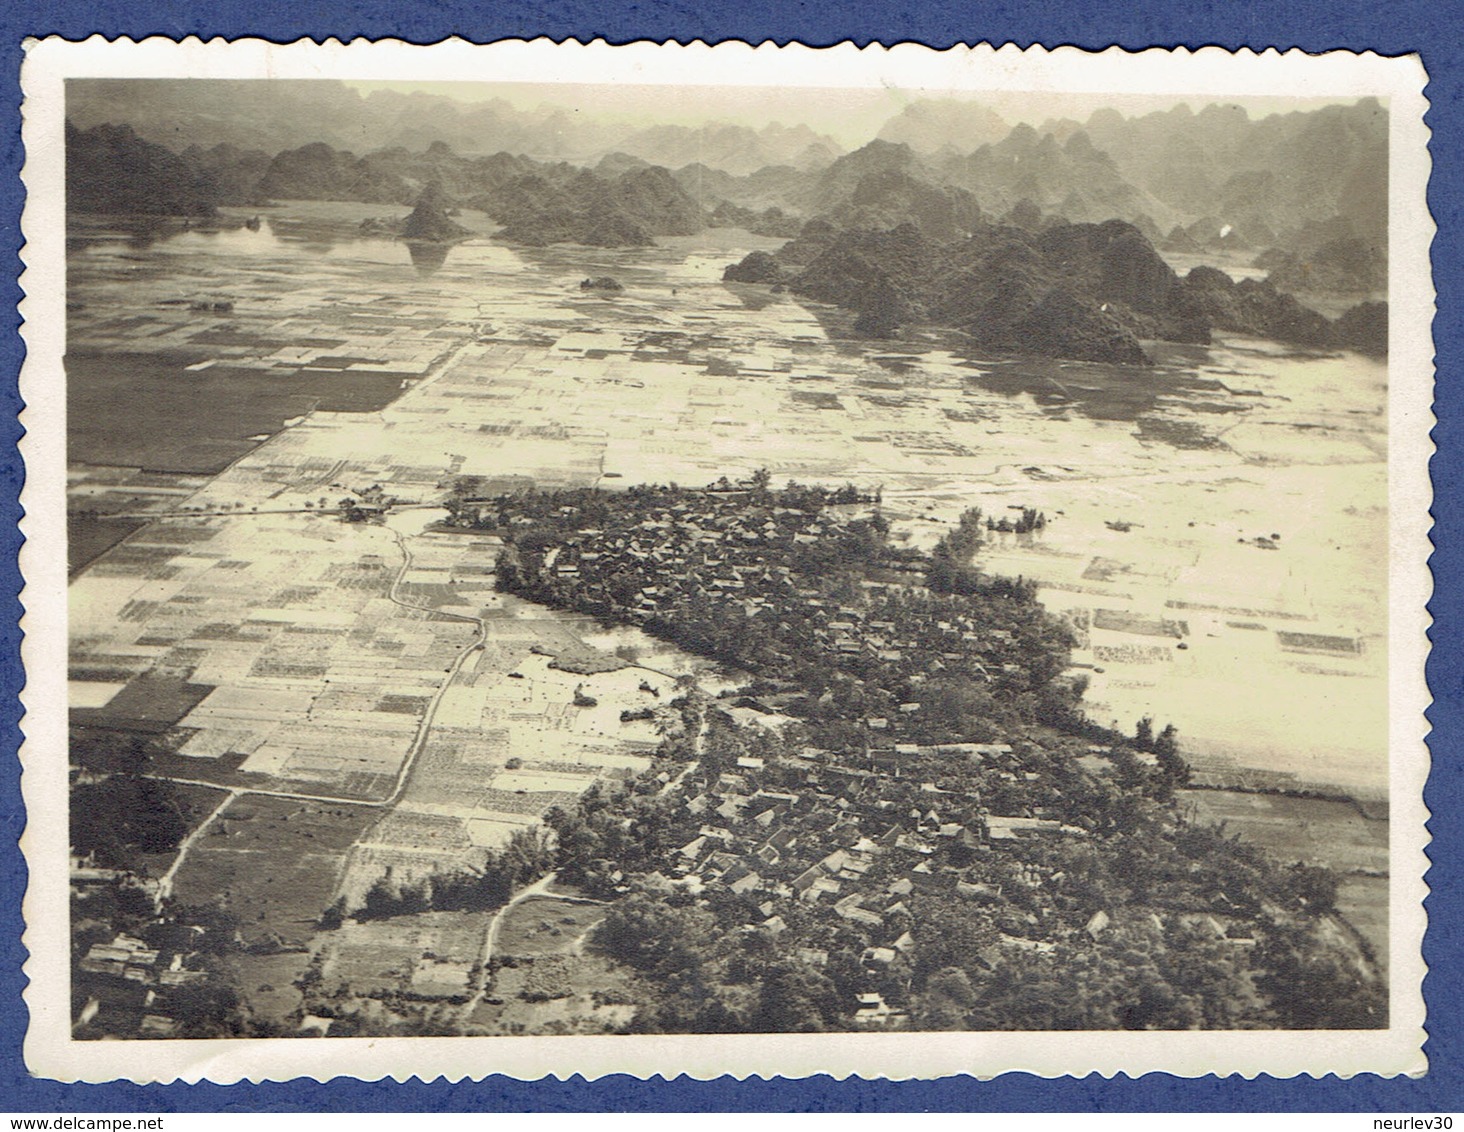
[{"x1": 17, "y1": 36, "x2": 1435, "y2": 1084}]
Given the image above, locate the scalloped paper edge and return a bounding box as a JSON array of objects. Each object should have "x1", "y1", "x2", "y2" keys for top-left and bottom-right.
[{"x1": 16, "y1": 34, "x2": 1436, "y2": 1085}]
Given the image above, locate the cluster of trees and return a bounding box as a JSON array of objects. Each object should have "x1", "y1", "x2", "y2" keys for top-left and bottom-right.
[
  {"x1": 542, "y1": 778, "x2": 699, "y2": 899},
  {"x1": 334, "y1": 826, "x2": 555, "y2": 924},
  {"x1": 930, "y1": 506, "x2": 985, "y2": 564},
  {"x1": 1133, "y1": 715, "x2": 1190, "y2": 800},
  {"x1": 521, "y1": 955, "x2": 577, "y2": 1002},
  {"x1": 1255, "y1": 920, "x2": 1385, "y2": 1028},
  {"x1": 447, "y1": 473, "x2": 877, "y2": 533},
  {"x1": 71, "y1": 774, "x2": 190, "y2": 869},
  {"x1": 505, "y1": 676, "x2": 1375, "y2": 1032},
  {"x1": 923, "y1": 508, "x2": 1039, "y2": 599},
  {"x1": 988, "y1": 508, "x2": 1047, "y2": 535},
  {"x1": 939, "y1": 917, "x2": 1259, "y2": 1031},
  {"x1": 593, "y1": 889, "x2": 848, "y2": 1033}
]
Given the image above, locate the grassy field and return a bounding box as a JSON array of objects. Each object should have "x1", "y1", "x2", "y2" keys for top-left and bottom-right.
[
  {"x1": 495, "y1": 895, "x2": 605, "y2": 958},
  {"x1": 464, "y1": 893, "x2": 633, "y2": 1036},
  {"x1": 1181, "y1": 788, "x2": 1389, "y2": 964},
  {"x1": 133, "y1": 780, "x2": 234, "y2": 879},
  {"x1": 233, "y1": 950, "x2": 313, "y2": 1034},
  {"x1": 1180, "y1": 789, "x2": 1388, "y2": 874},
  {"x1": 469, "y1": 951, "x2": 635, "y2": 1036},
  {"x1": 318, "y1": 909, "x2": 491, "y2": 1004},
  {"x1": 170, "y1": 796, "x2": 377, "y2": 945}
]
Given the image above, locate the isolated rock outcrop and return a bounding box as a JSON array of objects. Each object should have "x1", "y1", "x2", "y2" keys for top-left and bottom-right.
[
  {"x1": 1179, "y1": 266, "x2": 1334, "y2": 348},
  {"x1": 1333, "y1": 300, "x2": 1388, "y2": 356},
  {"x1": 256, "y1": 141, "x2": 413, "y2": 204},
  {"x1": 722, "y1": 250, "x2": 786, "y2": 284},
  {"x1": 967, "y1": 286, "x2": 1147, "y2": 365},
  {"x1": 481, "y1": 164, "x2": 706, "y2": 248},
  {"x1": 400, "y1": 181, "x2": 470, "y2": 241}
]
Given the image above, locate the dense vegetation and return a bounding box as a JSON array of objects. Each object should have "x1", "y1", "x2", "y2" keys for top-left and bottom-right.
[
  {"x1": 459, "y1": 475, "x2": 1385, "y2": 1031},
  {"x1": 71, "y1": 774, "x2": 190, "y2": 868},
  {"x1": 332, "y1": 826, "x2": 556, "y2": 924}
]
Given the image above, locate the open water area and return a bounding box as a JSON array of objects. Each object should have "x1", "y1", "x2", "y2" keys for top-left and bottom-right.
[{"x1": 66, "y1": 201, "x2": 1392, "y2": 1010}]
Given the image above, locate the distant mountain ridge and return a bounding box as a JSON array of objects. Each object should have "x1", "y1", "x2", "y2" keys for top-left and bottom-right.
[
  {"x1": 934, "y1": 126, "x2": 1177, "y2": 230},
  {"x1": 66, "y1": 122, "x2": 219, "y2": 217},
  {"x1": 873, "y1": 97, "x2": 1384, "y2": 241},
  {"x1": 876, "y1": 99, "x2": 1011, "y2": 152},
  {"x1": 871, "y1": 97, "x2": 1386, "y2": 293},
  {"x1": 66, "y1": 79, "x2": 614, "y2": 161},
  {"x1": 64, "y1": 79, "x2": 846, "y2": 176},
  {"x1": 66, "y1": 124, "x2": 712, "y2": 248},
  {"x1": 605, "y1": 121, "x2": 843, "y2": 176},
  {"x1": 1080, "y1": 99, "x2": 1387, "y2": 248},
  {"x1": 67, "y1": 82, "x2": 1384, "y2": 256},
  {"x1": 66, "y1": 89, "x2": 1388, "y2": 307}
]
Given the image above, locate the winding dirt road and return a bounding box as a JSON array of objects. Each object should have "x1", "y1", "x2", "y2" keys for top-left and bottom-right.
[{"x1": 460, "y1": 870, "x2": 561, "y2": 1020}]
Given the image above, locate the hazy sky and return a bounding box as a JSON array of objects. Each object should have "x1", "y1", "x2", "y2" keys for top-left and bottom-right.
[{"x1": 344, "y1": 80, "x2": 1366, "y2": 148}]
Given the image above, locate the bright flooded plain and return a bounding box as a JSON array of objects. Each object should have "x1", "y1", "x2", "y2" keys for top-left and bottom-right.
[
  {"x1": 68, "y1": 200, "x2": 1388, "y2": 865},
  {"x1": 64, "y1": 200, "x2": 1393, "y2": 1031}
]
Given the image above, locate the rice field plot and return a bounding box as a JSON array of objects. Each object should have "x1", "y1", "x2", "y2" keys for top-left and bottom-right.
[
  {"x1": 1180, "y1": 789, "x2": 1388, "y2": 874},
  {"x1": 69, "y1": 513, "x2": 147, "y2": 577},
  {"x1": 73, "y1": 673, "x2": 216, "y2": 732},
  {"x1": 489, "y1": 768, "x2": 598, "y2": 794},
  {"x1": 395, "y1": 732, "x2": 505, "y2": 806},
  {"x1": 366, "y1": 809, "x2": 475, "y2": 854},
  {"x1": 398, "y1": 774, "x2": 494, "y2": 812},
  {"x1": 67, "y1": 351, "x2": 325, "y2": 476},
  {"x1": 1336, "y1": 873, "x2": 1389, "y2": 965},
  {"x1": 477, "y1": 788, "x2": 580, "y2": 817},
  {"x1": 1180, "y1": 788, "x2": 1390, "y2": 970},
  {"x1": 464, "y1": 815, "x2": 536, "y2": 848},
  {"x1": 169, "y1": 796, "x2": 377, "y2": 945}
]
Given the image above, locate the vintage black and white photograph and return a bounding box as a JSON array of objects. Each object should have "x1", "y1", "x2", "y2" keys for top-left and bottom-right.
[{"x1": 18, "y1": 38, "x2": 1432, "y2": 1082}]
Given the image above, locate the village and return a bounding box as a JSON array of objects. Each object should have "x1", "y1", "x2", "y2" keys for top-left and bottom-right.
[
  {"x1": 593, "y1": 718, "x2": 1104, "y2": 1030},
  {"x1": 417, "y1": 475, "x2": 1379, "y2": 1033},
  {"x1": 462, "y1": 477, "x2": 1074, "y2": 740},
  {"x1": 64, "y1": 467, "x2": 1386, "y2": 1038}
]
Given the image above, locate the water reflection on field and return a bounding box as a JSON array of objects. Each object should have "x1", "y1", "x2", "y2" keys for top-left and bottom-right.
[{"x1": 66, "y1": 201, "x2": 1388, "y2": 797}]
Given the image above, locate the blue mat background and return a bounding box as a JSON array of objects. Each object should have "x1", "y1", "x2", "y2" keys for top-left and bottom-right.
[{"x1": 0, "y1": 0, "x2": 1457, "y2": 1112}]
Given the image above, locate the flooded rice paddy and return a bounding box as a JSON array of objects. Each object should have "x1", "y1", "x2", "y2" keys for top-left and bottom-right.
[{"x1": 67, "y1": 200, "x2": 1389, "y2": 828}]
